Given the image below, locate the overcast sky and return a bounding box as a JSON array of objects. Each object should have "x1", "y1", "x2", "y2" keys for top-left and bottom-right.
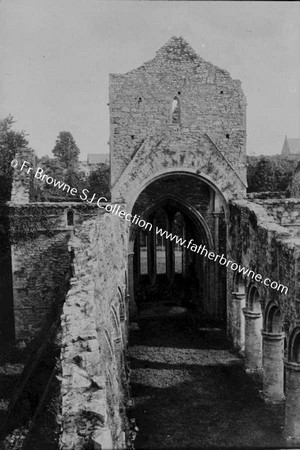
[{"x1": 0, "y1": 0, "x2": 299, "y2": 160}]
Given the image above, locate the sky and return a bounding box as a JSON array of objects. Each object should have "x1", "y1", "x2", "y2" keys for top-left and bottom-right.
[{"x1": 0, "y1": 0, "x2": 299, "y2": 160}]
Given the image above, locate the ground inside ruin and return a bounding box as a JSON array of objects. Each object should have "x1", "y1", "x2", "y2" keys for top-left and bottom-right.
[{"x1": 129, "y1": 314, "x2": 285, "y2": 449}]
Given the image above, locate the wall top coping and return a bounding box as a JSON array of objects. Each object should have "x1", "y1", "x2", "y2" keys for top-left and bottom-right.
[
  {"x1": 231, "y1": 199, "x2": 291, "y2": 233},
  {"x1": 248, "y1": 198, "x2": 300, "y2": 206},
  {"x1": 8, "y1": 201, "x2": 127, "y2": 209}
]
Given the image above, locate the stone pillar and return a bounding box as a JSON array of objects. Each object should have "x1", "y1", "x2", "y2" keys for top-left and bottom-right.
[
  {"x1": 232, "y1": 292, "x2": 246, "y2": 353},
  {"x1": 166, "y1": 212, "x2": 174, "y2": 282},
  {"x1": 284, "y1": 360, "x2": 300, "y2": 445},
  {"x1": 213, "y1": 211, "x2": 220, "y2": 318},
  {"x1": 128, "y1": 252, "x2": 137, "y2": 319},
  {"x1": 243, "y1": 308, "x2": 263, "y2": 375},
  {"x1": 148, "y1": 214, "x2": 156, "y2": 284},
  {"x1": 261, "y1": 331, "x2": 285, "y2": 403}
]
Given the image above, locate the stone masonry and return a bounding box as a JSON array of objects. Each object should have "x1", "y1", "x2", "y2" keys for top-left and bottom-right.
[
  {"x1": 60, "y1": 210, "x2": 129, "y2": 449},
  {"x1": 109, "y1": 36, "x2": 247, "y2": 208},
  {"x1": 4, "y1": 36, "x2": 300, "y2": 446}
]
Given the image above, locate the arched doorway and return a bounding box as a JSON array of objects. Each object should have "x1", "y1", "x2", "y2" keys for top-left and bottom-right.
[{"x1": 128, "y1": 173, "x2": 227, "y2": 325}]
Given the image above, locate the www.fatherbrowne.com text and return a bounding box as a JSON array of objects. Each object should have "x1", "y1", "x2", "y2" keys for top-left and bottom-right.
[{"x1": 13, "y1": 159, "x2": 289, "y2": 294}]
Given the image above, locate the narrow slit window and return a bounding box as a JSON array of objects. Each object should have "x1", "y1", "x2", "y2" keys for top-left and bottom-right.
[
  {"x1": 171, "y1": 97, "x2": 180, "y2": 124},
  {"x1": 67, "y1": 210, "x2": 75, "y2": 226}
]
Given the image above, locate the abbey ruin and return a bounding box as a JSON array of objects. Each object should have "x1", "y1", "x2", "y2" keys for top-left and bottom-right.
[{"x1": 2, "y1": 37, "x2": 300, "y2": 448}]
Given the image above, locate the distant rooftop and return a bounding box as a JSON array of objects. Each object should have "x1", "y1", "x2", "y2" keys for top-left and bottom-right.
[
  {"x1": 281, "y1": 136, "x2": 300, "y2": 156},
  {"x1": 87, "y1": 154, "x2": 109, "y2": 164}
]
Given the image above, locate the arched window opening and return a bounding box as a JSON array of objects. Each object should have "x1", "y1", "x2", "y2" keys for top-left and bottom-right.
[
  {"x1": 234, "y1": 272, "x2": 246, "y2": 294},
  {"x1": 291, "y1": 331, "x2": 300, "y2": 363},
  {"x1": 247, "y1": 285, "x2": 261, "y2": 313},
  {"x1": 140, "y1": 230, "x2": 148, "y2": 275},
  {"x1": 155, "y1": 209, "x2": 167, "y2": 274},
  {"x1": 171, "y1": 97, "x2": 180, "y2": 124},
  {"x1": 266, "y1": 305, "x2": 282, "y2": 333},
  {"x1": 67, "y1": 210, "x2": 75, "y2": 226},
  {"x1": 173, "y1": 211, "x2": 184, "y2": 274}
]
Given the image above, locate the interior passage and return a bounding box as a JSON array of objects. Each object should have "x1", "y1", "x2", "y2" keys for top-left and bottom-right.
[{"x1": 129, "y1": 316, "x2": 285, "y2": 449}]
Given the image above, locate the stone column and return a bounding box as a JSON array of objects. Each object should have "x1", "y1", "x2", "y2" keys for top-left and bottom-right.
[
  {"x1": 284, "y1": 360, "x2": 300, "y2": 445},
  {"x1": 232, "y1": 292, "x2": 246, "y2": 353},
  {"x1": 243, "y1": 308, "x2": 263, "y2": 375},
  {"x1": 128, "y1": 252, "x2": 137, "y2": 319},
  {"x1": 148, "y1": 214, "x2": 156, "y2": 284},
  {"x1": 261, "y1": 331, "x2": 285, "y2": 403},
  {"x1": 213, "y1": 212, "x2": 220, "y2": 318},
  {"x1": 166, "y1": 212, "x2": 174, "y2": 282}
]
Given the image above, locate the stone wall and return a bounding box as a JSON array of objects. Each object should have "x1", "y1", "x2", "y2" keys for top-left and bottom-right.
[
  {"x1": 110, "y1": 36, "x2": 247, "y2": 207},
  {"x1": 8, "y1": 203, "x2": 100, "y2": 340},
  {"x1": 0, "y1": 205, "x2": 14, "y2": 341},
  {"x1": 10, "y1": 149, "x2": 37, "y2": 203},
  {"x1": 59, "y1": 209, "x2": 130, "y2": 449},
  {"x1": 227, "y1": 198, "x2": 300, "y2": 346},
  {"x1": 247, "y1": 197, "x2": 300, "y2": 237}
]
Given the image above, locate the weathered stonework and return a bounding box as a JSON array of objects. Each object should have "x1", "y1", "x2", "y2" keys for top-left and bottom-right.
[
  {"x1": 8, "y1": 203, "x2": 100, "y2": 339},
  {"x1": 228, "y1": 198, "x2": 300, "y2": 348},
  {"x1": 59, "y1": 210, "x2": 129, "y2": 450},
  {"x1": 11, "y1": 149, "x2": 37, "y2": 203},
  {"x1": 247, "y1": 197, "x2": 300, "y2": 237},
  {"x1": 5, "y1": 36, "x2": 300, "y2": 445},
  {"x1": 110, "y1": 36, "x2": 247, "y2": 208}
]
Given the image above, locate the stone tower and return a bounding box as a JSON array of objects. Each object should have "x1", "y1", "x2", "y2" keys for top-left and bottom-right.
[{"x1": 109, "y1": 36, "x2": 247, "y2": 321}]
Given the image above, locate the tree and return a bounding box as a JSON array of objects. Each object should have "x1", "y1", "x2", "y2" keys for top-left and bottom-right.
[
  {"x1": 52, "y1": 131, "x2": 80, "y2": 168},
  {"x1": 0, "y1": 115, "x2": 30, "y2": 202},
  {"x1": 37, "y1": 155, "x2": 86, "y2": 201},
  {"x1": 247, "y1": 156, "x2": 296, "y2": 193},
  {"x1": 87, "y1": 164, "x2": 110, "y2": 200},
  {"x1": 250, "y1": 158, "x2": 276, "y2": 192},
  {"x1": 37, "y1": 155, "x2": 65, "y2": 200}
]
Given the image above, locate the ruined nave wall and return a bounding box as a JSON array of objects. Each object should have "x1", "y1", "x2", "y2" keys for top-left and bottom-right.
[
  {"x1": 8, "y1": 203, "x2": 99, "y2": 339},
  {"x1": 59, "y1": 210, "x2": 130, "y2": 449},
  {"x1": 228, "y1": 199, "x2": 300, "y2": 345}
]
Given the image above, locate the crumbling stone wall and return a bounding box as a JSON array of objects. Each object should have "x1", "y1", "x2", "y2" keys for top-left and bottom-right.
[
  {"x1": 110, "y1": 36, "x2": 247, "y2": 207},
  {"x1": 10, "y1": 149, "x2": 37, "y2": 203},
  {"x1": 8, "y1": 203, "x2": 100, "y2": 340},
  {"x1": 247, "y1": 197, "x2": 300, "y2": 237},
  {"x1": 0, "y1": 205, "x2": 14, "y2": 341},
  {"x1": 60, "y1": 210, "x2": 130, "y2": 450},
  {"x1": 228, "y1": 198, "x2": 300, "y2": 345}
]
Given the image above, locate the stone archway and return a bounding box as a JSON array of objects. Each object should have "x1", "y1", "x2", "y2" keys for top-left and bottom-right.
[{"x1": 127, "y1": 172, "x2": 228, "y2": 325}]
